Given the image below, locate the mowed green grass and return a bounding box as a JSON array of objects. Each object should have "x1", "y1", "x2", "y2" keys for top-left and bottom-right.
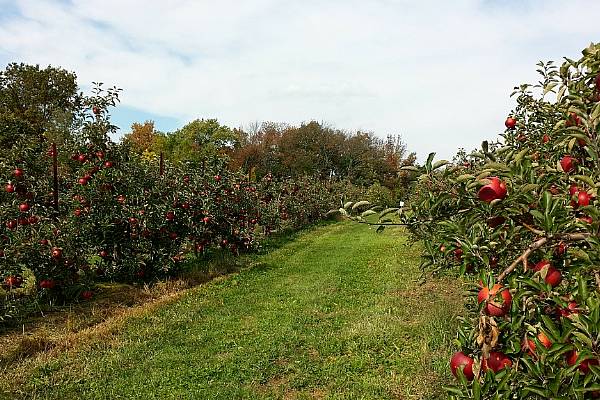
[{"x1": 13, "y1": 222, "x2": 464, "y2": 399}]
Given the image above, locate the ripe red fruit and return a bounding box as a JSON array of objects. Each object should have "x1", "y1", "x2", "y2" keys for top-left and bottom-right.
[
  {"x1": 81, "y1": 290, "x2": 94, "y2": 300},
  {"x1": 542, "y1": 134, "x2": 550, "y2": 143},
  {"x1": 537, "y1": 332, "x2": 552, "y2": 349},
  {"x1": 560, "y1": 156, "x2": 575, "y2": 173},
  {"x1": 77, "y1": 154, "x2": 87, "y2": 163},
  {"x1": 73, "y1": 208, "x2": 82, "y2": 217},
  {"x1": 566, "y1": 350, "x2": 598, "y2": 374},
  {"x1": 99, "y1": 250, "x2": 109, "y2": 258},
  {"x1": 557, "y1": 301, "x2": 579, "y2": 318},
  {"x1": 576, "y1": 191, "x2": 591, "y2": 208},
  {"x1": 51, "y1": 248, "x2": 62, "y2": 260},
  {"x1": 39, "y1": 279, "x2": 56, "y2": 289},
  {"x1": 565, "y1": 112, "x2": 581, "y2": 127},
  {"x1": 505, "y1": 117, "x2": 517, "y2": 129},
  {"x1": 39, "y1": 239, "x2": 49, "y2": 246},
  {"x1": 579, "y1": 215, "x2": 593, "y2": 224},
  {"x1": 6, "y1": 220, "x2": 17, "y2": 230},
  {"x1": 169, "y1": 232, "x2": 178, "y2": 240},
  {"x1": 450, "y1": 352, "x2": 475, "y2": 380},
  {"x1": 214, "y1": 175, "x2": 221, "y2": 182},
  {"x1": 478, "y1": 177, "x2": 507, "y2": 202},
  {"x1": 92, "y1": 106, "x2": 100, "y2": 114},
  {"x1": 453, "y1": 248, "x2": 463, "y2": 261},
  {"x1": 478, "y1": 283, "x2": 512, "y2": 317},
  {"x1": 78, "y1": 177, "x2": 88, "y2": 185},
  {"x1": 5, "y1": 183, "x2": 15, "y2": 193},
  {"x1": 203, "y1": 216, "x2": 211, "y2": 224},
  {"x1": 181, "y1": 202, "x2": 190, "y2": 210},
  {"x1": 19, "y1": 203, "x2": 30, "y2": 212},
  {"x1": 554, "y1": 242, "x2": 567, "y2": 257},
  {"x1": 104, "y1": 161, "x2": 114, "y2": 168},
  {"x1": 166, "y1": 211, "x2": 175, "y2": 221},
  {"x1": 95, "y1": 151, "x2": 104, "y2": 159},
  {"x1": 13, "y1": 168, "x2": 24, "y2": 179},
  {"x1": 116, "y1": 195, "x2": 126, "y2": 204},
  {"x1": 533, "y1": 260, "x2": 562, "y2": 287},
  {"x1": 4, "y1": 275, "x2": 23, "y2": 288},
  {"x1": 482, "y1": 351, "x2": 512, "y2": 373}
]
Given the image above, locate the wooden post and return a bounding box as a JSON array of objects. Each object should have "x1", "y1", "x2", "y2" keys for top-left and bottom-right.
[
  {"x1": 52, "y1": 143, "x2": 59, "y2": 215},
  {"x1": 159, "y1": 152, "x2": 164, "y2": 176}
]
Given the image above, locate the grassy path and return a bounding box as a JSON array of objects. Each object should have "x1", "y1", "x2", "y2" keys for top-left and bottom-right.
[{"x1": 11, "y1": 222, "x2": 463, "y2": 399}]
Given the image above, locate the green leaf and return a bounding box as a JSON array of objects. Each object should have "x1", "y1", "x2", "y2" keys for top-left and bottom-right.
[
  {"x1": 573, "y1": 175, "x2": 596, "y2": 188},
  {"x1": 432, "y1": 160, "x2": 449, "y2": 170}
]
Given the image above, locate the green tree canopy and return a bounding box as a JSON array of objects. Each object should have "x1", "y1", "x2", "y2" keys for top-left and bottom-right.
[{"x1": 0, "y1": 63, "x2": 80, "y2": 148}]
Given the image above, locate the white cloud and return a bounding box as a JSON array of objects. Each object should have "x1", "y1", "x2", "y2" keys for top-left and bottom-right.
[{"x1": 1, "y1": 0, "x2": 599, "y2": 160}]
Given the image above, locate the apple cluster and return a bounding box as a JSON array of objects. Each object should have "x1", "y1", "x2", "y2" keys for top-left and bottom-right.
[
  {"x1": 404, "y1": 44, "x2": 600, "y2": 398},
  {"x1": 0, "y1": 111, "x2": 351, "y2": 321}
]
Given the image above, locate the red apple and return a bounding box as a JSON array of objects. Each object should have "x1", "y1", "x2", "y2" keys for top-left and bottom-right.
[
  {"x1": 78, "y1": 177, "x2": 88, "y2": 185},
  {"x1": 18, "y1": 203, "x2": 30, "y2": 212},
  {"x1": 92, "y1": 106, "x2": 100, "y2": 114},
  {"x1": 39, "y1": 279, "x2": 56, "y2": 289},
  {"x1": 81, "y1": 290, "x2": 94, "y2": 300},
  {"x1": 579, "y1": 215, "x2": 593, "y2": 224},
  {"x1": 478, "y1": 283, "x2": 512, "y2": 317},
  {"x1": 95, "y1": 151, "x2": 104, "y2": 159},
  {"x1": 554, "y1": 242, "x2": 567, "y2": 257},
  {"x1": 5, "y1": 183, "x2": 15, "y2": 193},
  {"x1": 566, "y1": 350, "x2": 599, "y2": 374},
  {"x1": 565, "y1": 112, "x2": 581, "y2": 127},
  {"x1": 542, "y1": 134, "x2": 550, "y2": 143},
  {"x1": 450, "y1": 352, "x2": 475, "y2": 380},
  {"x1": 505, "y1": 117, "x2": 517, "y2": 129},
  {"x1": 4, "y1": 275, "x2": 23, "y2": 288},
  {"x1": 99, "y1": 250, "x2": 109, "y2": 258},
  {"x1": 104, "y1": 161, "x2": 114, "y2": 168},
  {"x1": 534, "y1": 260, "x2": 562, "y2": 287},
  {"x1": 6, "y1": 220, "x2": 17, "y2": 230},
  {"x1": 166, "y1": 211, "x2": 175, "y2": 221},
  {"x1": 560, "y1": 156, "x2": 575, "y2": 173},
  {"x1": 13, "y1": 168, "x2": 24, "y2": 179},
  {"x1": 169, "y1": 232, "x2": 178, "y2": 240},
  {"x1": 478, "y1": 177, "x2": 507, "y2": 202},
  {"x1": 51, "y1": 247, "x2": 62, "y2": 260},
  {"x1": 482, "y1": 351, "x2": 512, "y2": 373},
  {"x1": 576, "y1": 191, "x2": 591, "y2": 208},
  {"x1": 453, "y1": 248, "x2": 463, "y2": 261}
]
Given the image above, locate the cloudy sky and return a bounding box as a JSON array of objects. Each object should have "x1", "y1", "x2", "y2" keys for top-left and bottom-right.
[{"x1": 0, "y1": 0, "x2": 598, "y2": 160}]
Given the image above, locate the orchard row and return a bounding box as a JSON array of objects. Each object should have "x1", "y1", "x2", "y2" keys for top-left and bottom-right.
[{"x1": 0, "y1": 139, "x2": 351, "y2": 318}]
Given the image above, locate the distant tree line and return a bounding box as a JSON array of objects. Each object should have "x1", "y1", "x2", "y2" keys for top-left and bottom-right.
[
  {"x1": 122, "y1": 120, "x2": 417, "y2": 203},
  {"x1": 0, "y1": 62, "x2": 417, "y2": 205}
]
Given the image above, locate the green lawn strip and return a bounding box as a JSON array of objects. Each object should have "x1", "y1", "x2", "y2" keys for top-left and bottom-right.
[{"x1": 12, "y1": 222, "x2": 463, "y2": 399}]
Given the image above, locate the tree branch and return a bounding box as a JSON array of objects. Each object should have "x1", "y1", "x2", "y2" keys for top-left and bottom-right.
[{"x1": 497, "y1": 232, "x2": 591, "y2": 282}]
